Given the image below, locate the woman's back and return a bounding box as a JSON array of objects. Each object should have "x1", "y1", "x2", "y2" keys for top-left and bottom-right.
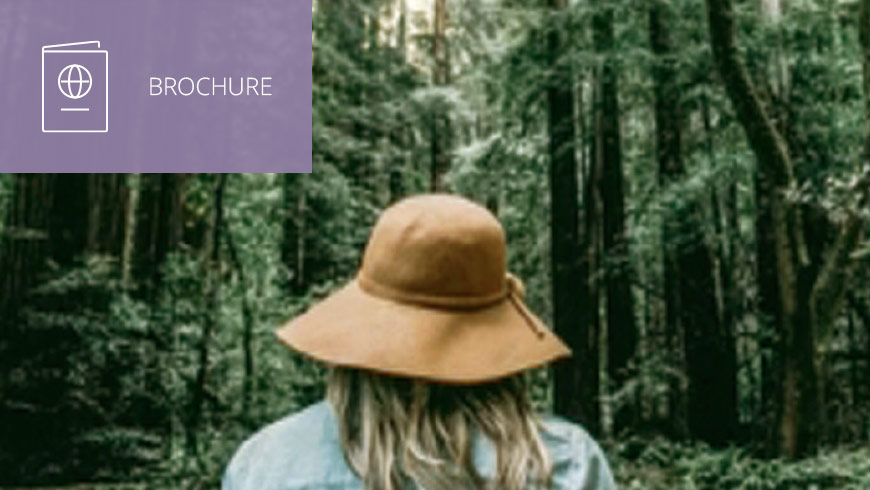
[
  {"x1": 223, "y1": 195, "x2": 617, "y2": 490},
  {"x1": 222, "y1": 400, "x2": 616, "y2": 490}
]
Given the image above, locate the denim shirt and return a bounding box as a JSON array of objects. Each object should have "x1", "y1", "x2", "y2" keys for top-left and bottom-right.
[{"x1": 223, "y1": 400, "x2": 618, "y2": 490}]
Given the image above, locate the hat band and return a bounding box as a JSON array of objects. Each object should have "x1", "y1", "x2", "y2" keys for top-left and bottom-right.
[
  {"x1": 358, "y1": 272, "x2": 547, "y2": 338},
  {"x1": 357, "y1": 273, "x2": 508, "y2": 309}
]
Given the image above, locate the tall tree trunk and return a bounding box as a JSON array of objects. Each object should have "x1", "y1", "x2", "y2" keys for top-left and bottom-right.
[
  {"x1": 132, "y1": 174, "x2": 187, "y2": 298},
  {"x1": 706, "y1": 93, "x2": 744, "y2": 441},
  {"x1": 84, "y1": 174, "x2": 129, "y2": 256},
  {"x1": 707, "y1": 86, "x2": 747, "y2": 421},
  {"x1": 548, "y1": 0, "x2": 600, "y2": 435},
  {"x1": 850, "y1": 293, "x2": 870, "y2": 434},
  {"x1": 0, "y1": 175, "x2": 55, "y2": 479},
  {"x1": 650, "y1": 1, "x2": 688, "y2": 440},
  {"x1": 0, "y1": 174, "x2": 129, "y2": 317},
  {"x1": 126, "y1": 173, "x2": 186, "y2": 458},
  {"x1": 389, "y1": 0, "x2": 409, "y2": 203},
  {"x1": 281, "y1": 174, "x2": 306, "y2": 293},
  {"x1": 651, "y1": 4, "x2": 737, "y2": 443},
  {"x1": 862, "y1": 0, "x2": 870, "y2": 163},
  {"x1": 706, "y1": 0, "x2": 810, "y2": 457},
  {"x1": 122, "y1": 174, "x2": 141, "y2": 286},
  {"x1": 706, "y1": 0, "x2": 870, "y2": 457},
  {"x1": 429, "y1": 0, "x2": 451, "y2": 191},
  {"x1": 50, "y1": 175, "x2": 92, "y2": 265},
  {"x1": 679, "y1": 206, "x2": 737, "y2": 446},
  {"x1": 189, "y1": 174, "x2": 227, "y2": 458},
  {"x1": 582, "y1": 71, "x2": 605, "y2": 438},
  {"x1": 399, "y1": 0, "x2": 408, "y2": 61},
  {"x1": 222, "y1": 183, "x2": 255, "y2": 421},
  {"x1": 594, "y1": 0, "x2": 636, "y2": 435},
  {"x1": 0, "y1": 175, "x2": 57, "y2": 323},
  {"x1": 756, "y1": 168, "x2": 783, "y2": 443}
]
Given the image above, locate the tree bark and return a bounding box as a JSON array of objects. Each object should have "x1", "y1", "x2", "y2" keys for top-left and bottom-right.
[
  {"x1": 548, "y1": 0, "x2": 600, "y2": 435},
  {"x1": 85, "y1": 174, "x2": 128, "y2": 256},
  {"x1": 651, "y1": 4, "x2": 738, "y2": 444},
  {"x1": 389, "y1": 0, "x2": 409, "y2": 203},
  {"x1": 281, "y1": 174, "x2": 306, "y2": 293},
  {"x1": 862, "y1": 0, "x2": 870, "y2": 163},
  {"x1": 222, "y1": 187, "x2": 255, "y2": 421},
  {"x1": 594, "y1": 0, "x2": 637, "y2": 434},
  {"x1": 650, "y1": 2, "x2": 687, "y2": 439},
  {"x1": 189, "y1": 174, "x2": 226, "y2": 457},
  {"x1": 0, "y1": 175, "x2": 57, "y2": 323},
  {"x1": 705, "y1": 0, "x2": 812, "y2": 458},
  {"x1": 582, "y1": 69, "x2": 605, "y2": 439},
  {"x1": 429, "y1": 0, "x2": 451, "y2": 192},
  {"x1": 122, "y1": 174, "x2": 141, "y2": 286},
  {"x1": 849, "y1": 293, "x2": 870, "y2": 421},
  {"x1": 132, "y1": 174, "x2": 187, "y2": 298}
]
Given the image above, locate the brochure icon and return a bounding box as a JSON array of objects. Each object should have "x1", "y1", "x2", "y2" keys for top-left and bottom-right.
[{"x1": 42, "y1": 41, "x2": 108, "y2": 133}]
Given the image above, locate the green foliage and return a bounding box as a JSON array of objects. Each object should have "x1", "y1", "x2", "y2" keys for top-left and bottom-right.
[
  {"x1": 0, "y1": 256, "x2": 164, "y2": 483},
  {"x1": 0, "y1": 173, "x2": 10, "y2": 237},
  {"x1": 613, "y1": 439, "x2": 870, "y2": 490}
]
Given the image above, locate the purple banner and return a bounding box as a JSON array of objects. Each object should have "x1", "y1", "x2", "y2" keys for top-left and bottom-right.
[{"x1": 0, "y1": 0, "x2": 312, "y2": 173}]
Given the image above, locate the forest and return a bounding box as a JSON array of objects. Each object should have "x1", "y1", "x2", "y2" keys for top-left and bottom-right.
[{"x1": 2, "y1": 0, "x2": 870, "y2": 488}]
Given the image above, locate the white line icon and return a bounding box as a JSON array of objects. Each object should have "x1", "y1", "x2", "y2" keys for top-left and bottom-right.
[
  {"x1": 42, "y1": 41, "x2": 108, "y2": 133},
  {"x1": 58, "y1": 64, "x2": 93, "y2": 100}
]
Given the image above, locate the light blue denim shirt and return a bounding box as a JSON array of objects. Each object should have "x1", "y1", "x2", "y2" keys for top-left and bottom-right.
[{"x1": 223, "y1": 400, "x2": 618, "y2": 490}]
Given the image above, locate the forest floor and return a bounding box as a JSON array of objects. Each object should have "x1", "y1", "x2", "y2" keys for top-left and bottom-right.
[{"x1": 611, "y1": 440, "x2": 870, "y2": 490}]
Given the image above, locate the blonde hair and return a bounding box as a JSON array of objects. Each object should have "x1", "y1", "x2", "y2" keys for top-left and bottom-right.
[{"x1": 326, "y1": 367, "x2": 552, "y2": 490}]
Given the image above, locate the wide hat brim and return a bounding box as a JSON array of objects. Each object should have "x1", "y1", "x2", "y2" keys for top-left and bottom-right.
[{"x1": 275, "y1": 279, "x2": 571, "y2": 383}]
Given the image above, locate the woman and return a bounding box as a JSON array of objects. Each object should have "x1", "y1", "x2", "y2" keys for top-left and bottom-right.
[{"x1": 223, "y1": 194, "x2": 617, "y2": 490}]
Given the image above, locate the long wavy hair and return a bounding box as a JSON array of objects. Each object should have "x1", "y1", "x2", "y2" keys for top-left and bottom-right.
[{"x1": 326, "y1": 367, "x2": 551, "y2": 490}]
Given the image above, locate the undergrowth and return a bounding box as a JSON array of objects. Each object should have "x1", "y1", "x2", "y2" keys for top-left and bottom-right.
[{"x1": 611, "y1": 438, "x2": 870, "y2": 490}]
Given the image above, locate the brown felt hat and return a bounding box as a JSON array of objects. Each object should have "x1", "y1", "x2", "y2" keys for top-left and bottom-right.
[{"x1": 275, "y1": 194, "x2": 571, "y2": 382}]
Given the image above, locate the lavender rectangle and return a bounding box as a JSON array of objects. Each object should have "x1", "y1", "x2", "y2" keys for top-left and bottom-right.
[{"x1": 0, "y1": 0, "x2": 312, "y2": 173}]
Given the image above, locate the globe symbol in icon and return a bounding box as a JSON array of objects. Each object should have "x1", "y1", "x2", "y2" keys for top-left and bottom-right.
[{"x1": 57, "y1": 64, "x2": 92, "y2": 99}]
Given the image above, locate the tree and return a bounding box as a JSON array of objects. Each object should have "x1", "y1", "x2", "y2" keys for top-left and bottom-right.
[
  {"x1": 705, "y1": 0, "x2": 870, "y2": 457},
  {"x1": 650, "y1": 0, "x2": 737, "y2": 445},
  {"x1": 430, "y1": 0, "x2": 451, "y2": 191},
  {"x1": 593, "y1": 0, "x2": 636, "y2": 434},
  {"x1": 0, "y1": 174, "x2": 130, "y2": 318},
  {"x1": 862, "y1": 0, "x2": 870, "y2": 162},
  {"x1": 132, "y1": 174, "x2": 187, "y2": 297},
  {"x1": 282, "y1": 173, "x2": 306, "y2": 293},
  {"x1": 0, "y1": 175, "x2": 57, "y2": 323},
  {"x1": 0, "y1": 174, "x2": 134, "y2": 481},
  {"x1": 547, "y1": 0, "x2": 600, "y2": 435},
  {"x1": 189, "y1": 174, "x2": 227, "y2": 458}
]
